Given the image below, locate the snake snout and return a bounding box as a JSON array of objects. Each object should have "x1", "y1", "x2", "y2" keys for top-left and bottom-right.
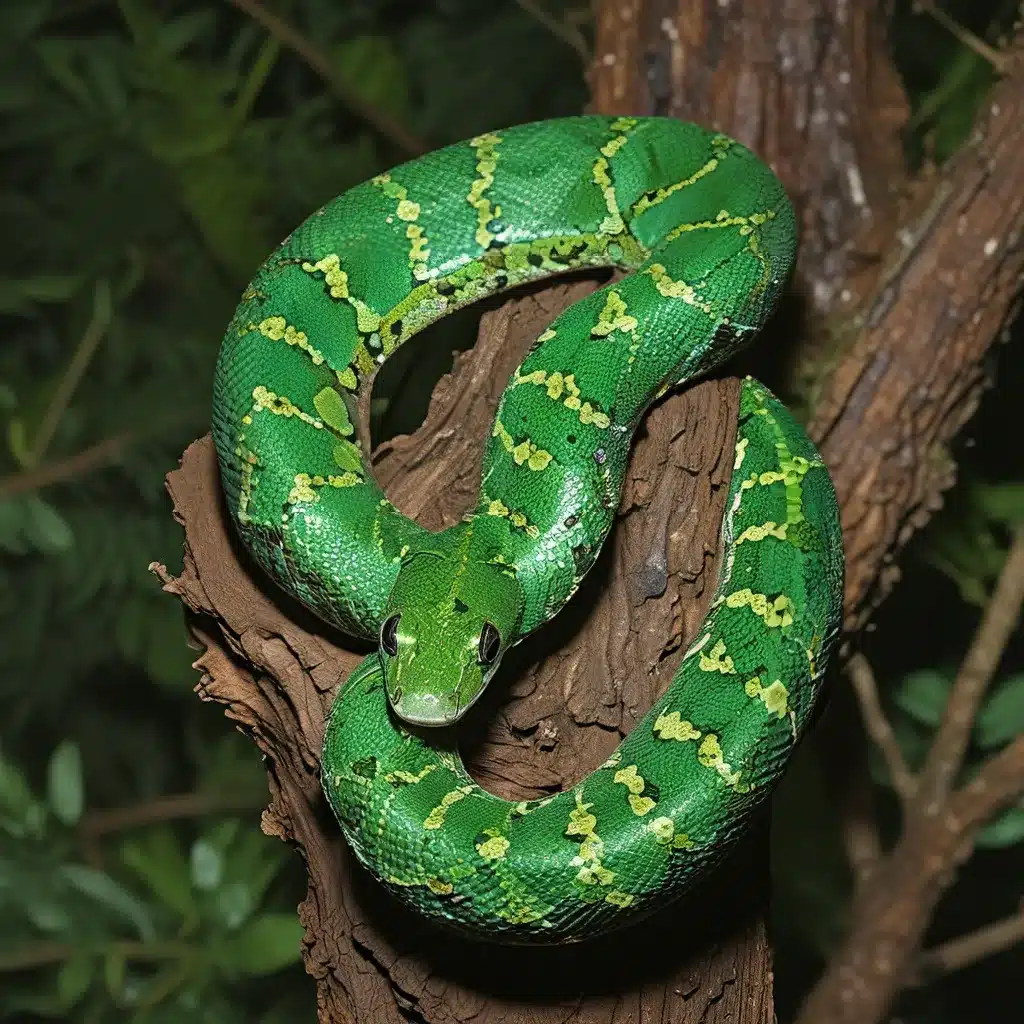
[{"x1": 391, "y1": 690, "x2": 455, "y2": 727}]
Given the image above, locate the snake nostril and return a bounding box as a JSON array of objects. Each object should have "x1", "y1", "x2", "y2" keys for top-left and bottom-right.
[{"x1": 392, "y1": 686, "x2": 403, "y2": 704}]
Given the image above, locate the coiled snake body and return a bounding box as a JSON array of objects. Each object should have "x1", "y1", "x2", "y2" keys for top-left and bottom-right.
[{"x1": 212, "y1": 116, "x2": 844, "y2": 944}]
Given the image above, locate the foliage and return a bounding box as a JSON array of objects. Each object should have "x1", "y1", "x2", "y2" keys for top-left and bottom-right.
[
  {"x1": 0, "y1": 0, "x2": 586, "y2": 1019},
  {"x1": 0, "y1": 737, "x2": 307, "y2": 1020},
  {"x1": 0, "y1": 0, "x2": 1020, "y2": 1022}
]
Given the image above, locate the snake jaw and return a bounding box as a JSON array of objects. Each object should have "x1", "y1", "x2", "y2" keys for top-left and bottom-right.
[
  {"x1": 390, "y1": 689, "x2": 445, "y2": 726},
  {"x1": 389, "y1": 657, "x2": 502, "y2": 726}
]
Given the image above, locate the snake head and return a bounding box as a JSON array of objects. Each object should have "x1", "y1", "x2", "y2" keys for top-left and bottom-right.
[{"x1": 378, "y1": 552, "x2": 524, "y2": 726}]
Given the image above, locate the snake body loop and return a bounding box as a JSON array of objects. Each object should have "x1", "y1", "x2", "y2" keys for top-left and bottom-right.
[{"x1": 212, "y1": 116, "x2": 844, "y2": 944}]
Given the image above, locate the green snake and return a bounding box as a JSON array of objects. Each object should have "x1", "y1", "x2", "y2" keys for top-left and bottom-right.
[{"x1": 212, "y1": 116, "x2": 844, "y2": 944}]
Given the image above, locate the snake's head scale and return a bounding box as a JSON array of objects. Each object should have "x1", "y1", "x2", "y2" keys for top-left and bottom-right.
[{"x1": 378, "y1": 552, "x2": 524, "y2": 727}]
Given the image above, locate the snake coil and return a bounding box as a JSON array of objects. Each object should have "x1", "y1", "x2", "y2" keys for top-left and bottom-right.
[{"x1": 212, "y1": 116, "x2": 844, "y2": 944}]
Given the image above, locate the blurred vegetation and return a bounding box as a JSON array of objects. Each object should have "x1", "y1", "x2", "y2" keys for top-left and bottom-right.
[{"x1": 0, "y1": 0, "x2": 1019, "y2": 1021}]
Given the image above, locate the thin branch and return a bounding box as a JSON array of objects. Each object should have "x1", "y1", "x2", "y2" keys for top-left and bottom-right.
[
  {"x1": 225, "y1": 0, "x2": 427, "y2": 155},
  {"x1": 0, "y1": 942, "x2": 75, "y2": 972},
  {"x1": 914, "y1": 1, "x2": 1011, "y2": 73},
  {"x1": 795, "y1": 737, "x2": 1024, "y2": 1024},
  {"x1": 515, "y1": 0, "x2": 590, "y2": 61},
  {"x1": 0, "y1": 432, "x2": 132, "y2": 501},
  {"x1": 26, "y1": 280, "x2": 112, "y2": 466},
  {"x1": 847, "y1": 652, "x2": 917, "y2": 801},
  {"x1": 231, "y1": 32, "x2": 280, "y2": 125},
  {"x1": 917, "y1": 528, "x2": 1024, "y2": 812},
  {"x1": 0, "y1": 939, "x2": 191, "y2": 973},
  {"x1": 948, "y1": 734, "x2": 1024, "y2": 835},
  {"x1": 912, "y1": 909, "x2": 1024, "y2": 982},
  {"x1": 78, "y1": 791, "x2": 264, "y2": 836}
]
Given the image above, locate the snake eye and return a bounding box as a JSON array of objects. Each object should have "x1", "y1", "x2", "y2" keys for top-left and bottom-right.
[
  {"x1": 380, "y1": 614, "x2": 400, "y2": 657},
  {"x1": 478, "y1": 621, "x2": 501, "y2": 665}
]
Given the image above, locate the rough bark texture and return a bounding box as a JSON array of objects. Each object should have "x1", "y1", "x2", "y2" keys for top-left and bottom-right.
[
  {"x1": 589, "y1": 0, "x2": 909, "y2": 315},
  {"x1": 164, "y1": 286, "x2": 773, "y2": 1022},
  {"x1": 157, "y1": 2, "x2": 1024, "y2": 1022},
  {"x1": 809, "y1": 54, "x2": 1024, "y2": 634}
]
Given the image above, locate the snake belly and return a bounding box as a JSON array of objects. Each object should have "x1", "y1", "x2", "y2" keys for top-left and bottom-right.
[{"x1": 212, "y1": 116, "x2": 845, "y2": 943}]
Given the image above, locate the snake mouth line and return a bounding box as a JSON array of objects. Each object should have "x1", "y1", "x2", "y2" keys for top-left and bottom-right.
[{"x1": 390, "y1": 665, "x2": 498, "y2": 727}]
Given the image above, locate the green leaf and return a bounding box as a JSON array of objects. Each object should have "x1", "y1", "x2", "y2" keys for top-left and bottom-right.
[
  {"x1": 23, "y1": 896, "x2": 73, "y2": 935},
  {"x1": 46, "y1": 739, "x2": 84, "y2": 826},
  {"x1": 59, "y1": 865, "x2": 155, "y2": 939},
  {"x1": 22, "y1": 496, "x2": 74, "y2": 553},
  {"x1": 190, "y1": 837, "x2": 223, "y2": 891},
  {"x1": 120, "y1": 825, "x2": 196, "y2": 921},
  {"x1": 216, "y1": 913, "x2": 303, "y2": 976},
  {"x1": 892, "y1": 669, "x2": 952, "y2": 728},
  {"x1": 103, "y1": 947, "x2": 126, "y2": 1002},
  {"x1": 974, "y1": 674, "x2": 1024, "y2": 749},
  {"x1": 976, "y1": 802, "x2": 1024, "y2": 849},
  {"x1": 7, "y1": 417, "x2": 31, "y2": 468},
  {"x1": 57, "y1": 953, "x2": 94, "y2": 1011},
  {"x1": 215, "y1": 880, "x2": 255, "y2": 930},
  {"x1": 0, "y1": 273, "x2": 83, "y2": 314},
  {"x1": 974, "y1": 482, "x2": 1024, "y2": 525},
  {"x1": 0, "y1": 748, "x2": 46, "y2": 838}
]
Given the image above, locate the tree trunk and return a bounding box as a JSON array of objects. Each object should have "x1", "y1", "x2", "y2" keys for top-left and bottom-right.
[{"x1": 157, "y1": 3, "x2": 1024, "y2": 1021}]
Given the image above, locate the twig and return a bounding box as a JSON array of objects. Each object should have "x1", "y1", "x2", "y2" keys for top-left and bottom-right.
[
  {"x1": 79, "y1": 791, "x2": 264, "y2": 836},
  {"x1": 917, "y1": 527, "x2": 1024, "y2": 812},
  {"x1": 231, "y1": 32, "x2": 280, "y2": 125},
  {"x1": 948, "y1": 734, "x2": 1024, "y2": 834},
  {"x1": 26, "y1": 280, "x2": 112, "y2": 466},
  {"x1": 796, "y1": 738, "x2": 1024, "y2": 1024},
  {"x1": 846, "y1": 652, "x2": 917, "y2": 801},
  {"x1": 0, "y1": 939, "x2": 191, "y2": 972},
  {"x1": 914, "y1": 1, "x2": 1010, "y2": 73},
  {"x1": 912, "y1": 909, "x2": 1024, "y2": 982},
  {"x1": 515, "y1": 0, "x2": 590, "y2": 61},
  {"x1": 0, "y1": 432, "x2": 132, "y2": 501},
  {"x1": 0, "y1": 942, "x2": 75, "y2": 972},
  {"x1": 225, "y1": 0, "x2": 427, "y2": 155}
]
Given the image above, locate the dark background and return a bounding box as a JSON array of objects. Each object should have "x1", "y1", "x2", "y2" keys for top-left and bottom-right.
[{"x1": 0, "y1": 1, "x2": 1020, "y2": 1021}]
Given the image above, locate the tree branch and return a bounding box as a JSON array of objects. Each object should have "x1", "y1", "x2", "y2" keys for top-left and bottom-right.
[
  {"x1": 915, "y1": 1, "x2": 1011, "y2": 73},
  {"x1": 515, "y1": 0, "x2": 590, "y2": 61},
  {"x1": 912, "y1": 909, "x2": 1024, "y2": 982},
  {"x1": 846, "y1": 652, "x2": 917, "y2": 802},
  {"x1": 224, "y1": 0, "x2": 427, "y2": 156},
  {"x1": 797, "y1": 740, "x2": 1024, "y2": 1024},
  {"x1": 808, "y1": 33, "x2": 1024, "y2": 631},
  {"x1": 26, "y1": 279, "x2": 111, "y2": 466},
  {"x1": 0, "y1": 433, "x2": 131, "y2": 501},
  {"x1": 78, "y1": 791, "x2": 263, "y2": 837},
  {"x1": 0, "y1": 939, "x2": 191, "y2": 973},
  {"x1": 917, "y1": 527, "x2": 1024, "y2": 810},
  {"x1": 948, "y1": 734, "x2": 1024, "y2": 834}
]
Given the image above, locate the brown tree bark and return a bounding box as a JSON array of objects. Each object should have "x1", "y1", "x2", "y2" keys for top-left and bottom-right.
[{"x1": 156, "y1": 2, "x2": 1024, "y2": 1022}]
